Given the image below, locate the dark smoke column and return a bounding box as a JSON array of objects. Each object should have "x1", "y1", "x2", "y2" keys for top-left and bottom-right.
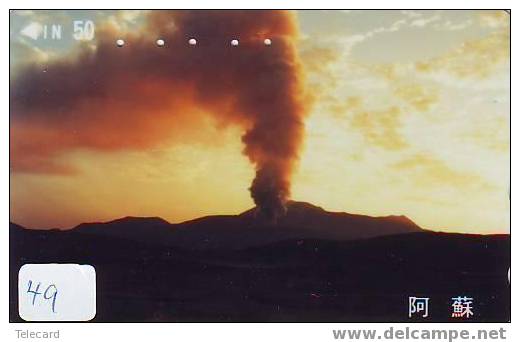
[
  {"x1": 241, "y1": 35, "x2": 306, "y2": 219},
  {"x1": 164, "y1": 10, "x2": 309, "y2": 220},
  {"x1": 243, "y1": 85, "x2": 306, "y2": 220}
]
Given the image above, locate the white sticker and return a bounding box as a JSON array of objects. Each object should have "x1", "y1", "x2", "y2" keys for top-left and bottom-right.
[{"x1": 18, "y1": 264, "x2": 96, "y2": 321}]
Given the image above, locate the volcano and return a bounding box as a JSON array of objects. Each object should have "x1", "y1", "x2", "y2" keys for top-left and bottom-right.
[
  {"x1": 168, "y1": 201, "x2": 424, "y2": 249},
  {"x1": 9, "y1": 201, "x2": 510, "y2": 322},
  {"x1": 31, "y1": 201, "x2": 423, "y2": 250}
]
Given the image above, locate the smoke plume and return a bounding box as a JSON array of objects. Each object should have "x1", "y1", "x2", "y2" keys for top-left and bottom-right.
[{"x1": 10, "y1": 10, "x2": 309, "y2": 219}]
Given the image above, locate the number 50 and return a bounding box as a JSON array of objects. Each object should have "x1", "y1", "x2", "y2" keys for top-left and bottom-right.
[{"x1": 73, "y1": 20, "x2": 95, "y2": 41}]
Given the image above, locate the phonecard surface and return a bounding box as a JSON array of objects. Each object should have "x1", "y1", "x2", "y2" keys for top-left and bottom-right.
[{"x1": 9, "y1": 10, "x2": 510, "y2": 322}]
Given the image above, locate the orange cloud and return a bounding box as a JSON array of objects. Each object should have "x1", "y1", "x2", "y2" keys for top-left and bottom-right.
[
  {"x1": 393, "y1": 83, "x2": 438, "y2": 112},
  {"x1": 461, "y1": 116, "x2": 509, "y2": 152},
  {"x1": 392, "y1": 153, "x2": 493, "y2": 190},
  {"x1": 350, "y1": 106, "x2": 408, "y2": 150}
]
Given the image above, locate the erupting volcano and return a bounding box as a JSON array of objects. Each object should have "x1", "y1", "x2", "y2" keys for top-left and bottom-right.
[{"x1": 10, "y1": 10, "x2": 309, "y2": 220}]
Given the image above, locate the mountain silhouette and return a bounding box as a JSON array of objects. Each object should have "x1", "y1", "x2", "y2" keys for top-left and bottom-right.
[
  {"x1": 58, "y1": 201, "x2": 425, "y2": 250},
  {"x1": 9, "y1": 201, "x2": 510, "y2": 322}
]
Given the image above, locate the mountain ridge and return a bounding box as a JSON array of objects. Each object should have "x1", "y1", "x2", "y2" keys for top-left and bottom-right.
[
  {"x1": 13, "y1": 201, "x2": 421, "y2": 230},
  {"x1": 10, "y1": 201, "x2": 425, "y2": 250}
]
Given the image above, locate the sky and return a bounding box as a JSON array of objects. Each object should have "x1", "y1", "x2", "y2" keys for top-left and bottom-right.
[{"x1": 9, "y1": 10, "x2": 510, "y2": 233}]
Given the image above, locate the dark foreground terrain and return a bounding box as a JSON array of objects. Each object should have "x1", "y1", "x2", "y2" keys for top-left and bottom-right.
[{"x1": 10, "y1": 202, "x2": 510, "y2": 322}]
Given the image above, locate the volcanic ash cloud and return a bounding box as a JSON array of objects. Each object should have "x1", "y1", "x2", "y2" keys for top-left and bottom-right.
[{"x1": 10, "y1": 10, "x2": 310, "y2": 219}]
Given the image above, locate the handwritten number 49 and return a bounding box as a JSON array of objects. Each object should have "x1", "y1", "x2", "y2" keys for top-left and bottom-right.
[{"x1": 27, "y1": 280, "x2": 58, "y2": 313}]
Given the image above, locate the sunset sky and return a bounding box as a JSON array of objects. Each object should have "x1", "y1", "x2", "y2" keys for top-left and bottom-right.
[{"x1": 9, "y1": 10, "x2": 510, "y2": 234}]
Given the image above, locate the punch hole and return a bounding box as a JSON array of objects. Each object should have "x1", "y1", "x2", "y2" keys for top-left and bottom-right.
[{"x1": 116, "y1": 39, "x2": 125, "y2": 47}]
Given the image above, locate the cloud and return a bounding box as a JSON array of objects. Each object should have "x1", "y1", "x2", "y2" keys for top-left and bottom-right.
[
  {"x1": 343, "y1": 10, "x2": 467, "y2": 51},
  {"x1": 461, "y1": 116, "x2": 509, "y2": 152},
  {"x1": 326, "y1": 96, "x2": 363, "y2": 118},
  {"x1": 433, "y1": 19, "x2": 472, "y2": 31},
  {"x1": 299, "y1": 43, "x2": 339, "y2": 75},
  {"x1": 392, "y1": 153, "x2": 493, "y2": 189},
  {"x1": 401, "y1": 10, "x2": 423, "y2": 19},
  {"x1": 299, "y1": 40, "x2": 342, "y2": 102},
  {"x1": 409, "y1": 14, "x2": 441, "y2": 27},
  {"x1": 415, "y1": 28, "x2": 510, "y2": 78},
  {"x1": 402, "y1": 10, "x2": 472, "y2": 32},
  {"x1": 339, "y1": 19, "x2": 407, "y2": 49},
  {"x1": 10, "y1": 39, "x2": 52, "y2": 71},
  {"x1": 104, "y1": 10, "x2": 149, "y2": 33},
  {"x1": 350, "y1": 106, "x2": 408, "y2": 151},
  {"x1": 345, "y1": 63, "x2": 439, "y2": 113},
  {"x1": 393, "y1": 83, "x2": 439, "y2": 112},
  {"x1": 478, "y1": 10, "x2": 509, "y2": 29}
]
